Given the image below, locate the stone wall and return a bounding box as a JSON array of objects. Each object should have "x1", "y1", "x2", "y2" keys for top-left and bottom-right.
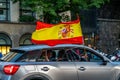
[
  {"x1": 97, "y1": 19, "x2": 120, "y2": 54},
  {"x1": 0, "y1": 22, "x2": 35, "y2": 47}
]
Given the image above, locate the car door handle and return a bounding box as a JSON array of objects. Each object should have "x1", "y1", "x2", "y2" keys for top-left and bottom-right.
[
  {"x1": 78, "y1": 67, "x2": 86, "y2": 71},
  {"x1": 41, "y1": 67, "x2": 49, "y2": 71}
]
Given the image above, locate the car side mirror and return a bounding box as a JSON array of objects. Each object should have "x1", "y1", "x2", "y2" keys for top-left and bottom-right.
[{"x1": 101, "y1": 60, "x2": 107, "y2": 65}]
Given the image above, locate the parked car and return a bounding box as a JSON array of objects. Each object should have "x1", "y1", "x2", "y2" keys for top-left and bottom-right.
[{"x1": 0, "y1": 44, "x2": 120, "y2": 80}]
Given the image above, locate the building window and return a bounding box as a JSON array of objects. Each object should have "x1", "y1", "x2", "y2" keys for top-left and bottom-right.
[
  {"x1": 19, "y1": 0, "x2": 35, "y2": 22},
  {"x1": 0, "y1": 33, "x2": 12, "y2": 55},
  {"x1": 19, "y1": 34, "x2": 33, "y2": 46},
  {"x1": 0, "y1": 0, "x2": 10, "y2": 21}
]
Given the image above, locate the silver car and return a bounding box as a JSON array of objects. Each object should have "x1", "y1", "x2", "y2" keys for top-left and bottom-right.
[{"x1": 0, "y1": 44, "x2": 120, "y2": 80}]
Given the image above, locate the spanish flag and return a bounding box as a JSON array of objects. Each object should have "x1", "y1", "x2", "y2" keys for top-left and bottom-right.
[{"x1": 31, "y1": 19, "x2": 84, "y2": 46}]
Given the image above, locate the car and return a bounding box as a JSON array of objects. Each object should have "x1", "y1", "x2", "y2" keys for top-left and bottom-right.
[{"x1": 0, "y1": 44, "x2": 120, "y2": 80}]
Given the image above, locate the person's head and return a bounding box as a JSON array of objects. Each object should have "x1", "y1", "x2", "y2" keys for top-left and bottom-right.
[
  {"x1": 58, "y1": 49, "x2": 65, "y2": 59},
  {"x1": 51, "y1": 51, "x2": 56, "y2": 58},
  {"x1": 47, "y1": 50, "x2": 53, "y2": 58},
  {"x1": 87, "y1": 44, "x2": 92, "y2": 48},
  {"x1": 116, "y1": 48, "x2": 119, "y2": 50},
  {"x1": 41, "y1": 50, "x2": 46, "y2": 55},
  {"x1": 93, "y1": 46, "x2": 97, "y2": 50}
]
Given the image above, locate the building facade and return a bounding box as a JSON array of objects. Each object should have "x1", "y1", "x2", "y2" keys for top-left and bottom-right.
[
  {"x1": 96, "y1": 0, "x2": 120, "y2": 53},
  {"x1": 0, "y1": 0, "x2": 36, "y2": 55}
]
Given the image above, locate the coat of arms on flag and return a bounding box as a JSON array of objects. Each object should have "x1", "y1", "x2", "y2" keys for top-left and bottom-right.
[{"x1": 58, "y1": 24, "x2": 74, "y2": 39}]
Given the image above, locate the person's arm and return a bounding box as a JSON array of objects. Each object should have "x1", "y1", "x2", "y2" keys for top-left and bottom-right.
[{"x1": 45, "y1": 52, "x2": 49, "y2": 61}]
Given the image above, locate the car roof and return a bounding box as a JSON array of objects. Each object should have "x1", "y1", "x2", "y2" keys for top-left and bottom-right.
[{"x1": 10, "y1": 44, "x2": 89, "y2": 52}]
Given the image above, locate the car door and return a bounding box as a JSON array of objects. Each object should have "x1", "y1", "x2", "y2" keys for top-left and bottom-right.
[
  {"x1": 56, "y1": 49, "x2": 78, "y2": 80},
  {"x1": 73, "y1": 48, "x2": 115, "y2": 80},
  {"x1": 56, "y1": 61, "x2": 78, "y2": 80}
]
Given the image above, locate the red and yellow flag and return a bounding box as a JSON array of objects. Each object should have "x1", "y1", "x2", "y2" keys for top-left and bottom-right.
[{"x1": 31, "y1": 19, "x2": 84, "y2": 46}]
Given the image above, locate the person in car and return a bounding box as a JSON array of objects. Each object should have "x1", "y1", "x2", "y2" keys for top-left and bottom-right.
[
  {"x1": 43, "y1": 50, "x2": 52, "y2": 61},
  {"x1": 41, "y1": 50, "x2": 56, "y2": 61},
  {"x1": 57, "y1": 49, "x2": 65, "y2": 61},
  {"x1": 40, "y1": 50, "x2": 50, "y2": 61}
]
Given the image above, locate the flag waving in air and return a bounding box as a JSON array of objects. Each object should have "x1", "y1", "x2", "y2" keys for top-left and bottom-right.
[{"x1": 31, "y1": 18, "x2": 84, "y2": 46}]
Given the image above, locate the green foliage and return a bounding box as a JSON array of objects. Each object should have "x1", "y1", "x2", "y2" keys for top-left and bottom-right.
[
  {"x1": 19, "y1": 15, "x2": 36, "y2": 22},
  {"x1": 12, "y1": 0, "x2": 109, "y2": 22}
]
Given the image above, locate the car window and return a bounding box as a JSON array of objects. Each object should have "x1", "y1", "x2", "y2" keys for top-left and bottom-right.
[
  {"x1": 16, "y1": 49, "x2": 68, "y2": 62},
  {"x1": 16, "y1": 48, "x2": 81, "y2": 62},
  {"x1": 73, "y1": 48, "x2": 103, "y2": 62},
  {"x1": 1, "y1": 47, "x2": 104, "y2": 62},
  {"x1": 1, "y1": 51, "x2": 23, "y2": 62},
  {"x1": 65, "y1": 49, "x2": 80, "y2": 61},
  {"x1": 16, "y1": 50, "x2": 41, "y2": 62}
]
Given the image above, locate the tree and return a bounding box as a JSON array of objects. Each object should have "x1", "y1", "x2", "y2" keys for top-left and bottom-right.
[{"x1": 13, "y1": 0, "x2": 109, "y2": 23}]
